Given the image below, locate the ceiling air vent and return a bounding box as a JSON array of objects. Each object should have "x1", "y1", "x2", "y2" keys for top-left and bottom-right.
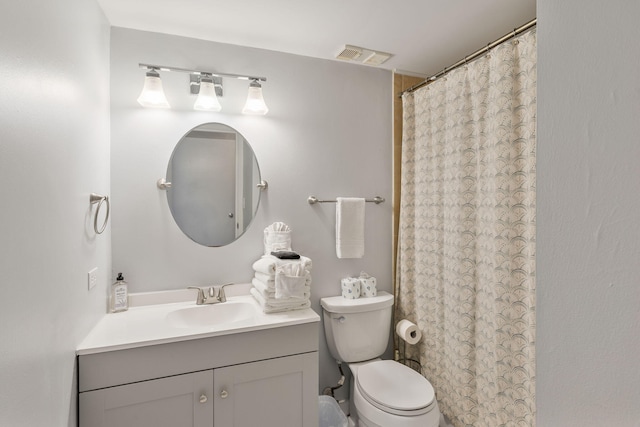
[
  {"x1": 336, "y1": 45, "x2": 363, "y2": 61},
  {"x1": 335, "y1": 45, "x2": 392, "y2": 66},
  {"x1": 363, "y1": 51, "x2": 392, "y2": 66}
]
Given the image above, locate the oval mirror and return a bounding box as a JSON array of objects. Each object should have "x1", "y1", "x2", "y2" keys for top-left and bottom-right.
[{"x1": 165, "y1": 123, "x2": 263, "y2": 247}]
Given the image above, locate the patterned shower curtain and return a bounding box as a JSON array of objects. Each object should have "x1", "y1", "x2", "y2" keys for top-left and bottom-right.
[{"x1": 396, "y1": 29, "x2": 536, "y2": 427}]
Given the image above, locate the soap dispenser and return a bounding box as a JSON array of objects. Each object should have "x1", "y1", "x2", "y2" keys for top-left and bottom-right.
[{"x1": 110, "y1": 272, "x2": 128, "y2": 313}]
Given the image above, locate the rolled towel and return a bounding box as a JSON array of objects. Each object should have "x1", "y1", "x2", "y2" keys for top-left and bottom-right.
[
  {"x1": 250, "y1": 288, "x2": 311, "y2": 314},
  {"x1": 336, "y1": 197, "x2": 365, "y2": 258}
]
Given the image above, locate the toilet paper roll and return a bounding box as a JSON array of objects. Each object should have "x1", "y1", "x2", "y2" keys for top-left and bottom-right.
[
  {"x1": 396, "y1": 319, "x2": 422, "y2": 345},
  {"x1": 359, "y1": 277, "x2": 377, "y2": 297},
  {"x1": 341, "y1": 277, "x2": 361, "y2": 299}
]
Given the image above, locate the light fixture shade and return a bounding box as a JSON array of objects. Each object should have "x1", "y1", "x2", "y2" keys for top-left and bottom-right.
[
  {"x1": 242, "y1": 80, "x2": 269, "y2": 115},
  {"x1": 137, "y1": 71, "x2": 170, "y2": 108},
  {"x1": 193, "y1": 80, "x2": 222, "y2": 112}
]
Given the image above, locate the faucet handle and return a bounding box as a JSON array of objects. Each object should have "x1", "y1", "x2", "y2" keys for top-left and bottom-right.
[
  {"x1": 217, "y1": 283, "x2": 234, "y2": 303},
  {"x1": 187, "y1": 286, "x2": 206, "y2": 305}
]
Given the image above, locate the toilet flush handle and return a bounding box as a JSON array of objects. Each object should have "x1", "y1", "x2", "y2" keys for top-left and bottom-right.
[{"x1": 336, "y1": 316, "x2": 346, "y2": 324}]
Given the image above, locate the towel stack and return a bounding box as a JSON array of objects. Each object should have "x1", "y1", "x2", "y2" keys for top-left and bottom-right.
[{"x1": 250, "y1": 254, "x2": 313, "y2": 313}]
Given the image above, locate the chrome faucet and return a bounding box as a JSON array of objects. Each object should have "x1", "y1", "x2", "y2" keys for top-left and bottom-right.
[{"x1": 187, "y1": 283, "x2": 233, "y2": 305}]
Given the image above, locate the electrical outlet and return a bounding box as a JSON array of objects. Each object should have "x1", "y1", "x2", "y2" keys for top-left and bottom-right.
[{"x1": 88, "y1": 267, "x2": 98, "y2": 290}]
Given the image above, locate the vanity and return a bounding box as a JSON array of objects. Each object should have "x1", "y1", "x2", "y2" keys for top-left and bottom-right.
[{"x1": 77, "y1": 287, "x2": 320, "y2": 427}]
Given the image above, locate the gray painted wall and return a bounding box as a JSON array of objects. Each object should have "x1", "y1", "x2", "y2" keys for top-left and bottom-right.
[
  {"x1": 109, "y1": 28, "x2": 393, "y2": 395},
  {"x1": 0, "y1": 1, "x2": 111, "y2": 426},
  {"x1": 537, "y1": 1, "x2": 640, "y2": 425}
]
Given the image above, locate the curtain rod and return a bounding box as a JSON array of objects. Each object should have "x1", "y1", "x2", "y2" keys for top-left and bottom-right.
[{"x1": 400, "y1": 18, "x2": 536, "y2": 97}]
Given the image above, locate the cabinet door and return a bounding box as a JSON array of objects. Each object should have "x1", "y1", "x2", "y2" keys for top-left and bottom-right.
[
  {"x1": 214, "y1": 352, "x2": 318, "y2": 427},
  {"x1": 79, "y1": 370, "x2": 213, "y2": 427}
]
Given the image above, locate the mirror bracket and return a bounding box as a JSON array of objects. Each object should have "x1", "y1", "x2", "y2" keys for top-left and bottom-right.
[
  {"x1": 157, "y1": 178, "x2": 172, "y2": 190},
  {"x1": 256, "y1": 180, "x2": 268, "y2": 191}
]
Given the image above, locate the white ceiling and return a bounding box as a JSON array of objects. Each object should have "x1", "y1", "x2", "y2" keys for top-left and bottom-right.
[{"x1": 98, "y1": 0, "x2": 536, "y2": 76}]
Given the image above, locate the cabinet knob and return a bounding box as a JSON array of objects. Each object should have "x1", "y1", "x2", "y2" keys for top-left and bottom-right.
[
  {"x1": 199, "y1": 394, "x2": 208, "y2": 404},
  {"x1": 220, "y1": 390, "x2": 229, "y2": 399}
]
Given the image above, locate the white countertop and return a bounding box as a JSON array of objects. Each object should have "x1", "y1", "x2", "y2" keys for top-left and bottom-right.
[{"x1": 77, "y1": 286, "x2": 320, "y2": 356}]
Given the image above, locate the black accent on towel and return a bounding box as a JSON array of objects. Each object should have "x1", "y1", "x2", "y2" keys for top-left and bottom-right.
[{"x1": 271, "y1": 251, "x2": 301, "y2": 259}]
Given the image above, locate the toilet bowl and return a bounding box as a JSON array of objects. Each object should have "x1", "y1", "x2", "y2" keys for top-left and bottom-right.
[
  {"x1": 320, "y1": 292, "x2": 440, "y2": 427},
  {"x1": 349, "y1": 360, "x2": 440, "y2": 427}
]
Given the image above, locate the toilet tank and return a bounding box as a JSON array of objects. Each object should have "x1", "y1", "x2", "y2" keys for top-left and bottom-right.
[{"x1": 320, "y1": 292, "x2": 394, "y2": 363}]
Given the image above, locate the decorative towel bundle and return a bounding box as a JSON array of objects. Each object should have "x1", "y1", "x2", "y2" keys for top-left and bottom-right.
[
  {"x1": 336, "y1": 197, "x2": 365, "y2": 258},
  {"x1": 264, "y1": 222, "x2": 292, "y2": 255},
  {"x1": 250, "y1": 254, "x2": 313, "y2": 313}
]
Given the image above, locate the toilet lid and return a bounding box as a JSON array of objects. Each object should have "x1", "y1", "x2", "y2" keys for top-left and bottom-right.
[{"x1": 356, "y1": 360, "x2": 435, "y2": 413}]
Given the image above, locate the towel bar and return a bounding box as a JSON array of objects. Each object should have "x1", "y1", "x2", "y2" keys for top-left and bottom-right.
[{"x1": 307, "y1": 196, "x2": 385, "y2": 205}]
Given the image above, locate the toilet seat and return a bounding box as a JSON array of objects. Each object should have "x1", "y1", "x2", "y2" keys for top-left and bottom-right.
[{"x1": 356, "y1": 360, "x2": 436, "y2": 416}]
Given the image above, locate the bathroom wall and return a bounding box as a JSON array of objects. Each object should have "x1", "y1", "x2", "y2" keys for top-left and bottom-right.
[
  {"x1": 537, "y1": 0, "x2": 640, "y2": 425},
  {"x1": 0, "y1": 0, "x2": 111, "y2": 426},
  {"x1": 109, "y1": 28, "x2": 392, "y2": 393}
]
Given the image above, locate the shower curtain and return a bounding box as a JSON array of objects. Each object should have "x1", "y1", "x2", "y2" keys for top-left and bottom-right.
[{"x1": 396, "y1": 29, "x2": 536, "y2": 427}]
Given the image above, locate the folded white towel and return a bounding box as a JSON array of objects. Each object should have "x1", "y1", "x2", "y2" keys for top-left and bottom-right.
[
  {"x1": 252, "y1": 255, "x2": 313, "y2": 275},
  {"x1": 336, "y1": 197, "x2": 365, "y2": 258},
  {"x1": 252, "y1": 278, "x2": 311, "y2": 301},
  {"x1": 255, "y1": 271, "x2": 275, "y2": 285},
  {"x1": 252, "y1": 257, "x2": 277, "y2": 275},
  {"x1": 250, "y1": 288, "x2": 311, "y2": 314},
  {"x1": 252, "y1": 277, "x2": 276, "y2": 297}
]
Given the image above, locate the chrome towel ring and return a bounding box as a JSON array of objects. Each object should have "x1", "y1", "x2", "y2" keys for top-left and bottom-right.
[{"x1": 90, "y1": 193, "x2": 110, "y2": 234}]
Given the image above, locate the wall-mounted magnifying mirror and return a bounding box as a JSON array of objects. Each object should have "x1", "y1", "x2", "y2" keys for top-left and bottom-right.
[{"x1": 162, "y1": 123, "x2": 264, "y2": 247}]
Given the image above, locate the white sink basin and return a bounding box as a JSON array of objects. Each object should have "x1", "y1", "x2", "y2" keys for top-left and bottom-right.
[{"x1": 166, "y1": 301, "x2": 256, "y2": 328}]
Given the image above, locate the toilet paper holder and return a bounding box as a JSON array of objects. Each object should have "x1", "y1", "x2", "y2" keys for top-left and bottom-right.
[{"x1": 395, "y1": 319, "x2": 423, "y2": 374}]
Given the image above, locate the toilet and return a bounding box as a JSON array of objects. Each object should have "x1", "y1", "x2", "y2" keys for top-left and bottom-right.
[{"x1": 320, "y1": 291, "x2": 440, "y2": 427}]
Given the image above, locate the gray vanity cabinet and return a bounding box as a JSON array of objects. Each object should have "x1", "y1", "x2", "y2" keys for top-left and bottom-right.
[
  {"x1": 79, "y1": 370, "x2": 214, "y2": 427},
  {"x1": 78, "y1": 322, "x2": 319, "y2": 427},
  {"x1": 214, "y1": 353, "x2": 317, "y2": 426}
]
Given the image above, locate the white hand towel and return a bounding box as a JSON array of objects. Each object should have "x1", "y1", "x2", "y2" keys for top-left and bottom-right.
[{"x1": 336, "y1": 197, "x2": 365, "y2": 258}]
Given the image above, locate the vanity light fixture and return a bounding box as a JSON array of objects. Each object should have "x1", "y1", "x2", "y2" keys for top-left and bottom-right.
[
  {"x1": 193, "y1": 75, "x2": 222, "y2": 112},
  {"x1": 242, "y1": 79, "x2": 269, "y2": 115},
  {"x1": 138, "y1": 64, "x2": 268, "y2": 115},
  {"x1": 137, "y1": 68, "x2": 170, "y2": 108}
]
